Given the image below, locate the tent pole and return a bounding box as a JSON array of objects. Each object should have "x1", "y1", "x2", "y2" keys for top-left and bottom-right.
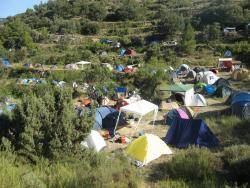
[
  {"x1": 153, "y1": 109, "x2": 158, "y2": 127},
  {"x1": 114, "y1": 110, "x2": 122, "y2": 135},
  {"x1": 135, "y1": 115, "x2": 143, "y2": 130}
]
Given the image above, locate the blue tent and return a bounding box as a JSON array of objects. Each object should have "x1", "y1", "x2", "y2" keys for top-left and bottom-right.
[
  {"x1": 231, "y1": 92, "x2": 250, "y2": 105},
  {"x1": 115, "y1": 65, "x2": 124, "y2": 72},
  {"x1": 204, "y1": 85, "x2": 216, "y2": 95},
  {"x1": 1, "y1": 58, "x2": 11, "y2": 67},
  {"x1": 119, "y1": 48, "x2": 126, "y2": 56},
  {"x1": 230, "y1": 92, "x2": 250, "y2": 119},
  {"x1": 93, "y1": 107, "x2": 117, "y2": 130},
  {"x1": 115, "y1": 87, "x2": 127, "y2": 93},
  {"x1": 224, "y1": 50, "x2": 232, "y2": 57},
  {"x1": 164, "y1": 118, "x2": 219, "y2": 148},
  {"x1": 93, "y1": 106, "x2": 126, "y2": 136}
]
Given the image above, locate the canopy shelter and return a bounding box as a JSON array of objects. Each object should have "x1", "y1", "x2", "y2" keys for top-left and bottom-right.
[
  {"x1": 160, "y1": 83, "x2": 194, "y2": 106},
  {"x1": 114, "y1": 100, "x2": 158, "y2": 134},
  {"x1": 75, "y1": 61, "x2": 91, "y2": 70}
]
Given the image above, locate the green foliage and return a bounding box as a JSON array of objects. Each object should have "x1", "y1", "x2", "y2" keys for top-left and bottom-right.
[
  {"x1": 3, "y1": 86, "x2": 93, "y2": 161},
  {"x1": 0, "y1": 151, "x2": 140, "y2": 188},
  {"x1": 80, "y1": 21, "x2": 100, "y2": 35},
  {"x1": 157, "y1": 11, "x2": 184, "y2": 38},
  {"x1": 223, "y1": 145, "x2": 250, "y2": 184},
  {"x1": 151, "y1": 147, "x2": 222, "y2": 183},
  {"x1": 180, "y1": 23, "x2": 196, "y2": 54},
  {"x1": 115, "y1": 0, "x2": 144, "y2": 21},
  {"x1": 87, "y1": 2, "x2": 107, "y2": 21},
  {"x1": 0, "y1": 18, "x2": 34, "y2": 50},
  {"x1": 204, "y1": 23, "x2": 221, "y2": 41}
]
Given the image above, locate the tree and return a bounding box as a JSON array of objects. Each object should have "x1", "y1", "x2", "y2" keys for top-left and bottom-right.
[
  {"x1": 0, "y1": 18, "x2": 34, "y2": 50},
  {"x1": 87, "y1": 2, "x2": 107, "y2": 21},
  {"x1": 181, "y1": 23, "x2": 196, "y2": 54},
  {"x1": 115, "y1": 0, "x2": 144, "y2": 21},
  {"x1": 157, "y1": 11, "x2": 184, "y2": 38},
  {"x1": 205, "y1": 23, "x2": 221, "y2": 41},
  {"x1": 11, "y1": 87, "x2": 93, "y2": 161}
]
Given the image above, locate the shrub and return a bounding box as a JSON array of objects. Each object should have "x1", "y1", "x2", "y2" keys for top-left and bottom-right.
[
  {"x1": 80, "y1": 22, "x2": 100, "y2": 35},
  {"x1": 1, "y1": 86, "x2": 93, "y2": 161},
  {"x1": 151, "y1": 147, "x2": 222, "y2": 182},
  {"x1": 223, "y1": 145, "x2": 250, "y2": 184}
]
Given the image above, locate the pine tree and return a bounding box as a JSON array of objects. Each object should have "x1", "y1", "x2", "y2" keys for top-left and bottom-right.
[{"x1": 181, "y1": 23, "x2": 196, "y2": 54}]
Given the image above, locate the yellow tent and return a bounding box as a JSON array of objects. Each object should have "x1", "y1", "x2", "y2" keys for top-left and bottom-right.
[{"x1": 125, "y1": 134, "x2": 172, "y2": 166}]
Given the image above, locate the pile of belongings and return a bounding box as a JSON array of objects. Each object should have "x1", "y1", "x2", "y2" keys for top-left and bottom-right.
[
  {"x1": 125, "y1": 134, "x2": 172, "y2": 166},
  {"x1": 231, "y1": 68, "x2": 249, "y2": 81},
  {"x1": 17, "y1": 78, "x2": 47, "y2": 85},
  {"x1": 93, "y1": 106, "x2": 127, "y2": 137},
  {"x1": 164, "y1": 118, "x2": 219, "y2": 148},
  {"x1": 227, "y1": 91, "x2": 250, "y2": 119}
]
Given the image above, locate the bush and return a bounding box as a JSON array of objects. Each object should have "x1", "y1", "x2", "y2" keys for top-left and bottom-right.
[
  {"x1": 0, "y1": 151, "x2": 140, "y2": 188},
  {"x1": 223, "y1": 145, "x2": 250, "y2": 184},
  {"x1": 151, "y1": 147, "x2": 222, "y2": 182},
  {"x1": 80, "y1": 22, "x2": 100, "y2": 35}
]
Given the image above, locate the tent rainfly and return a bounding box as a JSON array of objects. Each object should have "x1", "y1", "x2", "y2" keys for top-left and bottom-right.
[
  {"x1": 75, "y1": 61, "x2": 91, "y2": 70},
  {"x1": 81, "y1": 130, "x2": 106, "y2": 152},
  {"x1": 114, "y1": 100, "x2": 158, "y2": 134},
  {"x1": 125, "y1": 134, "x2": 172, "y2": 166},
  {"x1": 160, "y1": 83, "x2": 194, "y2": 106}
]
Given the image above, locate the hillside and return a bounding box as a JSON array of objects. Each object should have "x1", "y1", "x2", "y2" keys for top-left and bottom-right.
[{"x1": 0, "y1": 0, "x2": 250, "y2": 187}]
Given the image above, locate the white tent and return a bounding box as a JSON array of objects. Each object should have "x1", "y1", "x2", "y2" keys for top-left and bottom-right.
[
  {"x1": 81, "y1": 130, "x2": 106, "y2": 152},
  {"x1": 65, "y1": 64, "x2": 79, "y2": 70},
  {"x1": 75, "y1": 61, "x2": 91, "y2": 70},
  {"x1": 114, "y1": 100, "x2": 158, "y2": 133},
  {"x1": 196, "y1": 71, "x2": 219, "y2": 85},
  {"x1": 191, "y1": 94, "x2": 207, "y2": 107}
]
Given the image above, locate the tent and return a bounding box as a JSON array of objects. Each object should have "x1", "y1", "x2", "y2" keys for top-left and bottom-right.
[
  {"x1": 81, "y1": 130, "x2": 106, "y2": 152},
  {"x1": 125, "y1": 49, "x2": 137, "y2": 57},
  {"x1": 93, "y1": 107, "x2": 126, "y2": 136},
  {"x1": 196, "y1": 71, "x2": 219, "y2": 85},
  {"x1": 213, "y1": 78, "x2": 230, "y2": 88},
  {"x1": 215, "y1": 85, "x2": 232, "y2": 98},
  {"x1": 178, "y1": 64, "x2": 190, "y2": 72},
  {"x1": 119, "y1": 48, "x2": 126, "y2": 56},
  {"x1": 65, "y1": 64, "x2": 79, "y2": 70},
  {"x1": 182, "y1": 106, "x2": 195, "y2": 118},
  {"x1": 218, "y1": 58, "x2": 233, "y2": 71},
  {"x1": 115, "y1": 100, "x2": 158, "y2": 133},
  {"x1": 231, "y1": 92, "x2": 250, "y2": 119},
  {"x1": 204, "y1": 85, "x2": 216, "y2": 95},
  {"x1": 164, "y1": 118, "x2": 219, "y2": 148},
  {"x1": 231, "y1": 69, "x2": 249, "y2": 81},
  {"x1": 1, "y1": 58, "x2": 11, "y2": 67},
  {"x1": 186, "y1": 70, "x2": 196, "y2": 79},
  {"x1": 125, "y1": 134, "x2": 172, "y2": 166},
  {"x1": 75, "y1": 61, "x2": 91, "y2": 70},
  {"x1": 191, "y1": 94, "x2": 207, "y2": 106},
  {"x1": 160, "y1": 84, "x2": 194, "y2": 106},
  {"x1": 165, "y1": 108, "x2": 189, "y2": 125},
  {"x1": 115, "y1": 65, "x2": 125, "y2": 72}
]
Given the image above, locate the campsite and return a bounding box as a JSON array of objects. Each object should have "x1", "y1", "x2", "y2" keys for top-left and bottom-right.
[{"x1": 0, "y1": 0, "x2": 250, "y2": 187}]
